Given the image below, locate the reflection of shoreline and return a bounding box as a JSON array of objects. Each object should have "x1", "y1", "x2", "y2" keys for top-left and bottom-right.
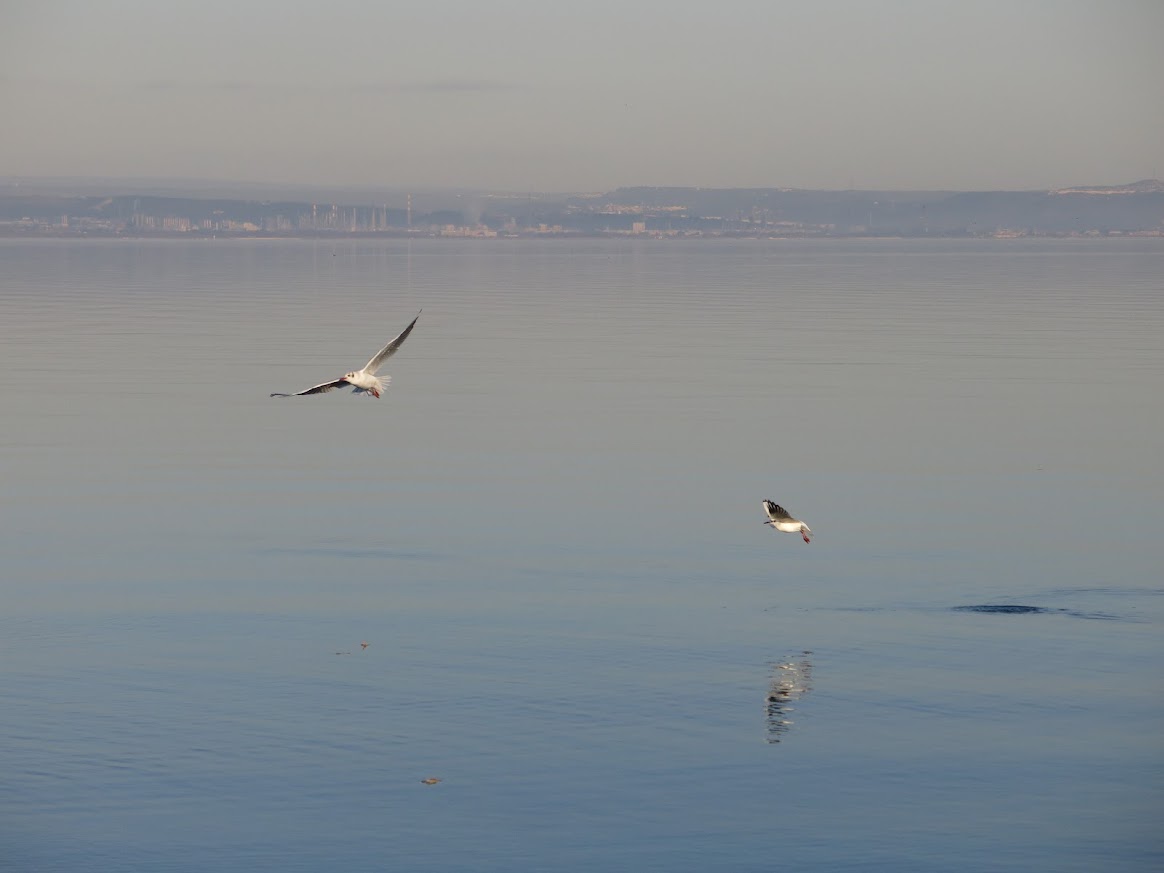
[{"x1": 766, "y1": 653, "x2": 813, "y2": 744}]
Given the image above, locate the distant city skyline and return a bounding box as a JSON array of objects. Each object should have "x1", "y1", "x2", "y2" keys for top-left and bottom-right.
[
  {"x1": 3, "y1": 1, "x2": 1162, "y2": 192},
  {"x1": 6, "y1": 181, "x2": 1161, "y2": 239}
]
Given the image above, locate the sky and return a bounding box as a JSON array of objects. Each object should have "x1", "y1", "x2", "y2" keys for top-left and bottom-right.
[{"x1": 2, "y1": 0, "x2": 1162, "y2": 192}]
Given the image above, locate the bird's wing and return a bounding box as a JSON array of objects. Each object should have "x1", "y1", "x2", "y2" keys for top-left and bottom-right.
[
  {"x1": 361, "y1": 312, "x2": 421, "y2": 374},
  {"x1": 270, "y1": 377, "x2": 348, "y2": 397},
  {"x1": 763, "y1": 501, "x2": 794, "y2": 521}
]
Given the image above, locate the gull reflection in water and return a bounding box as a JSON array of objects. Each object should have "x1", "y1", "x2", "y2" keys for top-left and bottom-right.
[{"x1": 766, "y1": 652, "x2": 813, "y2": 744}]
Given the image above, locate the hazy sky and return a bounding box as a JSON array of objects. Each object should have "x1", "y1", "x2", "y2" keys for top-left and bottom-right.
[{"x1": 2, "y1": 0, "x2": 1162, "y2": 191}]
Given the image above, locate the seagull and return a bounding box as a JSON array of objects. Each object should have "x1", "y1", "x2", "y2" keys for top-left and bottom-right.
[
  {"x1": 762, "y1": 500, "x2": 813, "y2": 543},
  {"x1": 270, "y1": 312, "x2": 420, "y2": 398}
]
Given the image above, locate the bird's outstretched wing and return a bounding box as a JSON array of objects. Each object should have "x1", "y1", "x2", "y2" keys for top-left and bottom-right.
[
  {"x1": 361, "y1": 312, "x2": 421, "y2": 375},
  {"x1": 763, "y1": 500, "x2": 794, "y2": 521},
  {"x1": 271, "y1": 378, "x2": 349, "y2": 397}
]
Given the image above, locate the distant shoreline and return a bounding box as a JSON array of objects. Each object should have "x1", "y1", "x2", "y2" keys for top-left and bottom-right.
[{"x1": 4, "y1": 180, "x2": 1162, "y2": 238}]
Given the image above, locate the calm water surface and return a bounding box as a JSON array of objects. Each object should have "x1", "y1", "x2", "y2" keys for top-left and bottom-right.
[{"x1": 1, "y1": 238, "x2": 1161, "y2": 871}]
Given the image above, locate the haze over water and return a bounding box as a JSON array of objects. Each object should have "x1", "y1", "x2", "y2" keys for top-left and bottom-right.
[{"x1": 1, "y1": 238, "x2": 1161, "y2": 872}]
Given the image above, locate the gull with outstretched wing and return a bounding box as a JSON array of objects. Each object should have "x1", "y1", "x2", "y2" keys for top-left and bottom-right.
[{"x1": 271, "y1": 312, "x2": 420, "y2": 398}]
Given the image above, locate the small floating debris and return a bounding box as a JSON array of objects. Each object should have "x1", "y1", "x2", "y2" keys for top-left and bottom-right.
[
  {"x1": 953, "y1": 605, "x2": 1047, "y2": 615},
  {"x1": 420, "y1": 777, "x2": 441, "y2": 786},
  {"x1": 335, "y1": 651, "x2": 352, "y2": 655}
]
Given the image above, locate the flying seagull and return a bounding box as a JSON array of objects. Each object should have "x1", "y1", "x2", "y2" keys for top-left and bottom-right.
[
  {"x1": 762, "y1": 500, "x2": 813, "y2": 543},
  {"x1": 271, "y1": 312, "x2": 420, "y2": 398}
]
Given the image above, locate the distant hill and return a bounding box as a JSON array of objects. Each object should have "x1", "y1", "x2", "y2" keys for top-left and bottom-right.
[
  {"x1": 1052, "y1": 179, "x2": 1164, "y2": 195},
  {"x1": 585, "y1": 182, "x2": 1164, "y2": 235}
]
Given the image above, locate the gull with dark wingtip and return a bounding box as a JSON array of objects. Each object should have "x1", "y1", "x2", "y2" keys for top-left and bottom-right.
[
  {"x1": 762, "y1": 500, "x2": 813, "y2": 543},
  {"x1": 271, "y1": 312, "x2": 420, "y2": 398}
]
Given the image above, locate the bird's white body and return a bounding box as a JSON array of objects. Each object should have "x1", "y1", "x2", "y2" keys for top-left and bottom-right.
[
  {"x1": 343, "y1": 369, "x2": 389, "y2": 397},
  {"x1": 271, "y1": 313, "x2": 419, "y2": 398},
  {"x1": 769, "y1": 518, "x2": 805, "y2": 534},
  {"x1": 762, "y1": 500, "x2": 813, "y2": 543}
]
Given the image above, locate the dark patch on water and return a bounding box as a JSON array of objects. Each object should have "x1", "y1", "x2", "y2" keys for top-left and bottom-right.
[
  {"x1": 954, "y1": 604, "x2": 1047, "y2": 615},
  {"x1": 818, "y1": 604, "x2": 1133, "y2": 622},
  {"x1": 953, "y1": 604, "x2": 1128, "y2": 621}
]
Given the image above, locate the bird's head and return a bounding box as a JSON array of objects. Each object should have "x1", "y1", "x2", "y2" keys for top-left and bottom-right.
[{"x1": 343, "y1": 372, "x2": 357, "y2": 381}]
